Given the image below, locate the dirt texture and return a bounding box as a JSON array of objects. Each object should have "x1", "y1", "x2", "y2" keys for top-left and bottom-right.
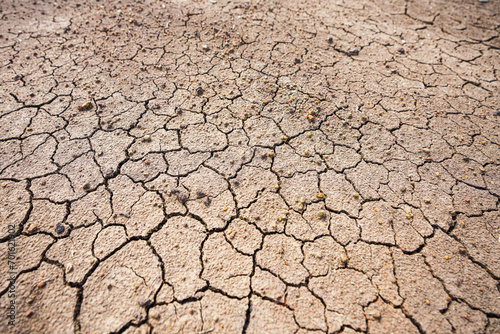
[{"x1": 0, "y1": 0, "x2": 499, "y2": 333}]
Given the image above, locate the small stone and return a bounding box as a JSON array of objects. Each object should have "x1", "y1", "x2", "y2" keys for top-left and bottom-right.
[
  {"x1": 196, "y1": 86, "x2": 204, "y2": 96},
  {"x1": 37, "y1": 281, "x2": 46, "y2": 288},
  {"x1": 55, "y1": 223, "x2": 65, "y2": 235},
  {"x1": 369, "y1": 309, "x2": 381, "y2": 320},
  {"x1": 316, "y1": 193, "x2": 324, "y2": 198},
  {"x1": 348, "y1": 48, "x2": 359, "y2": 56},
  {"x1": 143, "y1": 135, "x2": 152, "y2": 142},
  {"x1": 202, "y1": 44, "x2": 210, "y2": 51},
  {"x1": 26, "y1": 311, "x2": 34, "y2": 318},
  {"x1": 176, "y1": 192, "x2": 187, "y2": 203},
  {"x1": 137, "y1": 298, "x2": 152, "y2": 308},
  {"x1": 493, "y1": 110, "x2": 500, "y2": 116},
  {"x1": 82, "y1": 182, "x2": 91, "y2": 191},
  {"x1": 397, "y1": 47, "x2": 405, "y2": 54},
  {"x1": 27, "y1": 224, "x2": 38, "y2": 234},
  {"x1": 77, "y1": 102, "x2": 93, "y2": 111},
  {"x1": 327, "y1": 37, "x2": 333, "y2": 44},
  {"x1": 1, "y1": 183, "x2": 7, "y2": 187},
  {"x1": 65, "y1": 263, "x2": 74, "y2": 274}
]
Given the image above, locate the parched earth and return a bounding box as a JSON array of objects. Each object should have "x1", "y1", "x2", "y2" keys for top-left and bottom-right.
[{"x1": 0, "y1": 0, "x2": 499, "y2": 333}]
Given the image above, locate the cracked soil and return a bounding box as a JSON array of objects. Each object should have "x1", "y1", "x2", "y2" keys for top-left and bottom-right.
[{"x1": 0, "y1": 0, "x2": 499, "y2": 333}]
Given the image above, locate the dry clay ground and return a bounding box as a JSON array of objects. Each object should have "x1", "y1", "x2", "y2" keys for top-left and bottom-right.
[{"x1": 0, "y1": 0, "x2": 499, "y2": 333}]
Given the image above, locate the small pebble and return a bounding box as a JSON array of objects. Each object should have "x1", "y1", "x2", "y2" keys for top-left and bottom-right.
[
  {"x1": 348, "y1": 48, "x2": 359, "y2": 56},
  {"x1": 77, "y1": 102, "x2": 93, "y2": 111},
  {"x1": 137, "y1": 298, "x2": 152, "y2": 308},
  {"x1": 55, "y1": 223, "x2": 65, "y2": 234},
  {"x1": 27, "y1": 224, "x2": 37, "y2": 234}
]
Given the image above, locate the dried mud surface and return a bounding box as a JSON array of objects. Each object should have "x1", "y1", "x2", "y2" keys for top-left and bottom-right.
[{"x1": 0, "y1": 0, "x2": 499, "y2": 333}]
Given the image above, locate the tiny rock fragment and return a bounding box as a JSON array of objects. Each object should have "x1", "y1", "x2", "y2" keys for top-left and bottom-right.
[
  {"x1": 196, "y1": 86, "x2": 204, "y2": 96},
  {"x1": 143, "y1": 135, "x2": 152, "y2": 142},
  {"x1": 348, "y1": 48, "x2": 359, "y2": 55},
  {"x1": 340, "y1": 253, "x2": 348, "y2": 265},
  {"x1": 369, "y1": 309, "x2": 381, "y2": 320},
  {"x1": 77, "y1": 102, "x2": 93, "y2": 111},
  {"x1": 55, "y1": 223, "x2": 65, "y2": 235},
  {"x1": 397, "y1": 47, "x2": 405, "y2": 54},
  {"x1": 65, "y1": 263, "x2": 74, "y2": 274},
  {"x1": 316, "y1": 193, "x2": 324, "y2": 198},
  {"x1": 27, "y1": 224, "x2": 38, "y2": 234},
  {"x1": 37, "y1": 281, "x2": 46, "y2": 288},
  {"x1": 26, "y1": 311, "x2": 34, "y2": 318},
  {"x1": 82, "y1": 182, "x2": 91, "y2": 191},
  {"x1": 137, "y1": 298, "x2": 152, "y2": 308}
]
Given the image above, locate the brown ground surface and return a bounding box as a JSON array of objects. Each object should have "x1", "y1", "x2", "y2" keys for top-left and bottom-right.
[{"x1": 0, "y1": 0, "x2": 499, "y2": 333}]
